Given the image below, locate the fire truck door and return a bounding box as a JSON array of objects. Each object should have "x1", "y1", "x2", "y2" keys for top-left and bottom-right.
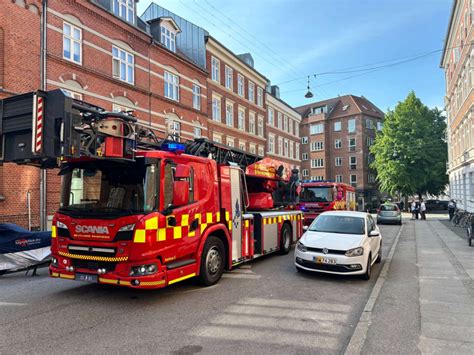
[{"x1": 229, "y1": 167, "x2": 243, "y2": 261}]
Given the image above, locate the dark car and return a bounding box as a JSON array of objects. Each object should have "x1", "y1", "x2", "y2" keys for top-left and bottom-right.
[{"x1": 425, "y1": 199, "x2": 439, "y2": 211}]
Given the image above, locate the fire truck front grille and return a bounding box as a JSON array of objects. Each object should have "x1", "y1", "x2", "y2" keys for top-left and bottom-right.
[
  {"x1": 72, "y1": 259, "x2": 117, "y2": 272},
  {"x1": 68, "y1": 245, "x2": 117, "y2": 258}
]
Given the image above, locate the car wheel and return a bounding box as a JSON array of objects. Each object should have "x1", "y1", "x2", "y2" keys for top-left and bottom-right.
[
  {"x1": 198, "y1": 236, "x2": 225, "y2": 286},
  {"x1": 362, "y1": 255, "x2": 372, "y2": 280},
  {"x1": 295, "y1": 265, "x2": 305, "y2": 273},
  {"x1": 278, "y1": 223, "x2": 292, "y2": 255},
  {"x1": 375, "y1": 242, "x2": 382, "y2": 263}
]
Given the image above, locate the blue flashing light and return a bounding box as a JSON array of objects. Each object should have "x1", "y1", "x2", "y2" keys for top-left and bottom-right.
[
  {"x1": 161, "y1": 142, "x2": 186, "y2": 153},
  {"x1": 301, "y1": 179, "x2": 335, "y2": 183}
]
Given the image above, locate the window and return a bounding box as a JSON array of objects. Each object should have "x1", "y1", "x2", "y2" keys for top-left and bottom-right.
[
  {"x1": 349, "y1": 138, "x2": 356, "y2": 151},
  {"x1": 226, "y1": 103, "x2": 233, "y2": 127},
  {"x1": 289, "y1": 119, "x2": 293, "y2": 135},
  {"x1": 365, "y1": 118, "x2": 374, "y2": 129},
  {"x1": 277, "y1": 112, "x2": 282, "y2": 129},
  {"x1": 302, "y1": 169, "x2": 309, "y2": 177},
  {"x1": 366, "y1": 137, "x2": 374, "y2": 147},
  {"x1": 225, "y1": 66, "x2": 233, "y2": 90},
  {"x1": 194, "y1": 126, "x2": 201, "y2": 138},
  {"x1": 310, "y1": 123, "x2": 324, "y2": 135},
  {"x1": 258, "y1": 145, "x2": 264, "y2": 156},
  {"x1": 295, "y1": 144, "x2": 300, "y2": 160},
  {"x1": 312, "y1": 106, "x2": 326, "y2": 114},
  {"x1": 239, "y1": 141, "x2": 246, "y2": 151},
  {"x1": 249, "y1": 144, "x2": 256, "y2": 154},
  {"x1": 284, "y1": 116, "x2": 288, "y2": 132},
  {"x1": 295, "y1": 124, "x2": 299, "y2": 137},
  {"x1": 192, "y1": 84, "x2": 201, "y2": 110},
  {"x1": 302, "y1": 153, "x2": 308, "y2": 161},
  {"x1": 211, "y1": 57, "x2": 220, "y2": 82},
  {"x1": 62, "y1": 89, "x2": 82, "y2": 100},
  {"x1": 164, "y1": 71, "x2": 179, "y2": 101},
  {"x1": 258, "y1": 116, "x2": 264, "y2": 136},
  {"x1": 169, "y1": 120, "x2": 180, "y2": 140},
  {"x1": 248, "y1": 81, "x2": 255, "y2": 102},
  {"x1": 268, "y1": 135, "x2": 275, "y2": 153},
  {"x1": 112, "y1": 46, "x2": 134, "y2": 84},
  {"x1": 311, "y1": 159, "x2": 324, "y2": 168},
  {"x1": 311, "y1": 141, "x2": 324, "y2": 151},
  {"x1": 63, "y1": 22, "x2": 81, "y2": 64},
  {"x1": 284, "y1": 139, "x2": 289, "y2": 157},
  {"x1": 289, "y1": 142, "x2": 294, "y2": 159},
  {"x1": 350, "y1": 156, "x2": 357, "y2": 170},
  {"x1": 226, "y1": 137, "x2": 234, "y2": 147},
  {"x1": 342, "y1": 104, "x2": 349, "y2": 111},
  {"x1": 302, "y1": 136, "x2": 308, "y2": 144},
  {"x1": 278, "y1": 137, "x2": 283, "y2": 155},
  {"x1": 213, "y1": 134, "x2": 221, "y2": 143},
  {"x1": 212, "y1": 97, "x2": 221, "y2": 121},
  {"x1": 335, "y1": 139, "x2": 342, "y2": 149},
  {"x1": 350, "y1": 174, "x2": 357, "y2": 186},
  {"x1": 113, "y1": 0, "x2": 134, "y2": 23},
  {"x1": 335, "y1": 157, "x2": 342, "y2": 166},
  {"x1": 311, "y1": 176, "x2": 324, "y2": 181},
  {"x1": 348, "y1": 118, "x2": 356, "y2": 133},
  {"x1": 377, "y1": 121, "x2": 383, "y2": 131},
  {"x1": 335, "y1": 175, "x2": 343, "y2": 183},
  {"x1": 368, "y1": 174, "x2": 376, "y2": 183},
  {"x1": 249, "y1": 113, "x2": 256, "y2": 134},
  {"x1": 334, "y1": 121, "x2": 341, "y2": 131},
  {"x1": 237, "y1": 74, "x2": 244, "y2": 96},
  {"x1": 268, "y1": 107, "x2": 274, "y2": 125},
  {"x1": 160, "y1": 26, "x2": 176, "y2": 52},
  {"x1": 238, "y1": 109, "x2": 245, "y2": 130},
  {"x1": 257, "y1": 87, "x2": 263, "y2": 107}
]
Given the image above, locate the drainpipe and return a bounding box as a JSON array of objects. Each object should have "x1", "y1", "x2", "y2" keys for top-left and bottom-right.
[{"x1": 39, "y1": 0, "x2": 48, "y2": 230}]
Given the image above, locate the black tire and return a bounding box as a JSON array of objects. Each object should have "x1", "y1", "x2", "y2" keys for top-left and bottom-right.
[
  {"x1": 362, "y1": 255, "x2": 372, "y2": 280},
  {"x1": 375, "y1": 242, "x2": 382, "y2": 263},
  {"x1": 0, "y1": 270, "x2": 8, "y2": 276},
  {"x1": 279, "y1": 223, "x2": 292, "y2": 255},
  {"x1": 198, "y1": 236, "x2": 225, "y2": 286}
]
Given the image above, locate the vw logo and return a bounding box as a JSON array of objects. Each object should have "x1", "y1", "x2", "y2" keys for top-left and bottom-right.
[{"x1": 322, "y1": 248, "x2": 329, "y2": 254}]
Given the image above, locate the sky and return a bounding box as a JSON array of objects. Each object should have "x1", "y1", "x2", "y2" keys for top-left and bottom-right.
[{"x1": 137, "y1": 0, "x2": 453, "y2": 112}]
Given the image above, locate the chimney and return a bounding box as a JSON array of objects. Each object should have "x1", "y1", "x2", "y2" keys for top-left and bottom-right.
[{"x1": 270, "y1": 85, "x2": 280, "y2": 99}]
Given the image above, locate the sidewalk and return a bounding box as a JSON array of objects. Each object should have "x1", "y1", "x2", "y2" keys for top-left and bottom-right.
[{"x1": 357, "y1": 218, "x2": 474, "y2": 354}]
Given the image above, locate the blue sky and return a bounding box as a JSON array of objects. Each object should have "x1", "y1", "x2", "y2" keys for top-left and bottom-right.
[{"x1": 138, "y1": 0, "x2": 452, "y2": 112}]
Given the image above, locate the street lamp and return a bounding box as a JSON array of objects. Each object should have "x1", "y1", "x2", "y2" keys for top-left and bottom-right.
[{"x1": 304, "y1": 76, "x2": 313, "y2": 98}]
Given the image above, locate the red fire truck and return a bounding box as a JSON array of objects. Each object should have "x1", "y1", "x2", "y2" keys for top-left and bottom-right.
[
  {"x1": 297, "y1": 180, "x2": 356, "y2": 226},
  {"x1": 0, "y1": 90, "x2": 302, "y2": 289}
]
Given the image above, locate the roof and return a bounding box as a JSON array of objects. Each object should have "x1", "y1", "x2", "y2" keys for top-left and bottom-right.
[
  {"x1": 266, "y1": 92, "x2": 303, "y2": 118},
  {"x1": 440, "y1": 0, "x2": 458, "y2": 68},
  {"x1": 320, "y1": 210, "x2": 369, "y2": 218}
]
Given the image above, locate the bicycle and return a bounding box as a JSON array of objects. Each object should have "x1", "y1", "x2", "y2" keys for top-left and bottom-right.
[
  {"x1": 451, "y1": 209, "x2": 464, "y2": 227},
  {"x1": 466, "y1": 214, "x2": 473, "y2": 247}
]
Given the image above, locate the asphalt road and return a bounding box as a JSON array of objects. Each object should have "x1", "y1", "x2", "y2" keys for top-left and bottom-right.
[{"x1": 0, "y1": 224, "x2": 401, "y2": 354}]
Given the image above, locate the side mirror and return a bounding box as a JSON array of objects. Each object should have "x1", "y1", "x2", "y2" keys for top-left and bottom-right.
[
  {"x1": 173, "y1": 180, "x2": 189, "y2": 207},
  {"x1": 369, "y1": 230, "x2": 379, "y2": 237}
]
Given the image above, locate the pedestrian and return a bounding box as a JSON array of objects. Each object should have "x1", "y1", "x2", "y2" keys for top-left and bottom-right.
[
  {"x1": 411, "y1": 200, "x2": 416, "y2": 220},
  {"x1": 415, "y1": 201, "x2": 420, "y2": 220},
  {"x1": 420, "y1": 199, "x2": 426, "y2": 220},
  {"x1": 448, "y1": 199, "x2": 456, "y2": 221},
  {"x1": 399, "y1": 200, "x2": 404, "y2": 212}
]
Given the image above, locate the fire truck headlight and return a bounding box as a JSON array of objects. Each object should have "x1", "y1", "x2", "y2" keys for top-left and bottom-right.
[
  {"x1": 130, "y1": 263, "x2": 158, "y2": 276},
  {"x1": 119, "y1": 224, "x2": 135, "y2": 232},
  {"x1": 57, "y1": 221, "x2": 67, "y2": 229},
  {"x1": 51, "y1": 257, "x2": 58, "y2": 266}
]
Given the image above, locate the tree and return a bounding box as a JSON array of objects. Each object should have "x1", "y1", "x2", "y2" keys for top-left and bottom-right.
[{"x1": 370, "y1": 92, "x2": 448, "y2": 199}]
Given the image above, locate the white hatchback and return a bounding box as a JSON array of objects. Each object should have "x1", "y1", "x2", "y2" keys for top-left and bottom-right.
[{"x1": 294, "y1": 211, "x2": 382, "y2": 280}]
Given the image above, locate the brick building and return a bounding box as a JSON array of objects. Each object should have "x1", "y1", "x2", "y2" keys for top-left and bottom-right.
[
  {"x1": 441, "y1": 0, "x2": 474, "y2": 212},
  {"x1": 0, "y1": 0, "x2": 209, "y2": 228},
  {"x1": 295, "y1": 95, "x2": 384, "y2": 210}
]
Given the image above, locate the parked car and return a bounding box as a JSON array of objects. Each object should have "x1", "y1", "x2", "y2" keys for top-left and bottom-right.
[
  {"x1": 377, "y1": 203, "x2": 402, "y2": 225},
  {"x1": 294, "y1": 211, "x2": 382, "y2": 280},
  {"x1": 425, "y1": 199, "x2": 440, "y2": 211}
]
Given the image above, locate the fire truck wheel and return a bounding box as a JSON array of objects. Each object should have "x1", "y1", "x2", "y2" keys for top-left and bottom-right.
[
  {"x1": 279, "y1": 223, "x2": 292, "y2": 255},
  {"x1": 199, "y1": 236, "x2": 225, "y2": 286}
]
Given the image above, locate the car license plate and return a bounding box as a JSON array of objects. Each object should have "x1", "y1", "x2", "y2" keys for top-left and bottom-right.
[
  {"x1": 314, "y1": 256, "x2": 336, "y2": 264},
  {"x1": 75, "y1": 273, "x2": 98, "y2": 283}
]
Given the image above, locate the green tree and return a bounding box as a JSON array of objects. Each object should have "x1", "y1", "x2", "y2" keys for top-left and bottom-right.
[{"x1": 370, "y1": 92, "x2": 448, "y2": 199}]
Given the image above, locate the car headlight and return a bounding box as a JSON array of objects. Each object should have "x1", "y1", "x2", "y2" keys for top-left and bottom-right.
[
  {"x1": 119, "y1": 224, "x2": 135, "y2": 232},
  {"x1": 296, "y1": 241, "x2": 307, "y2": 253},
  {"x1": 345, "y1": 247, "x2": 364, "y2": 257},
  {"x1": 56, "y1": 221, "x2": 67, "y2": 229}
]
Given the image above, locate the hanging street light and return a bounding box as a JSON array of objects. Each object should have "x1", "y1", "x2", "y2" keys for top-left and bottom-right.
[{"x1": 304, "y1": 75, "x2": 313, "y2": 98}]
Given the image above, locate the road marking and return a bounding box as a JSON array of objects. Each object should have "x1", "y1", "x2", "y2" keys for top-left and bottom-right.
[
  {"x1": 222, "y1": 273, "x2": 261, "y2": 279},
  {"x1": 0, "y1": 302, "x2": 27, "y2": 306},
  {"x1": 239, "y1": 297, "x2": 352, "y2": 313},
  {"x1": 344, "y1": 224, "x2": 404, "y2": 355}
]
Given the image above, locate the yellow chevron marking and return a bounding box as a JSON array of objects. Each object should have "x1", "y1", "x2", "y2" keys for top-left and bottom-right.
[{"x1": 168, "y1": 273, "x2": 196, "y2": 285}]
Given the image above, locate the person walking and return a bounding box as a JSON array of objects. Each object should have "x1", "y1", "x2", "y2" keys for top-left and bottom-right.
[
  {"x1": 420, "y1": 199, "x2": 426, "y2": 220},
  {"x1": 415, "y1": 201, "x2": 420, "y2": 220},
  {"x1": 448, "y1": 199, "x2": 456, "y2": 221},
  {"x1": 411, "y1": 200, "x2": 416, "y2": 220}
]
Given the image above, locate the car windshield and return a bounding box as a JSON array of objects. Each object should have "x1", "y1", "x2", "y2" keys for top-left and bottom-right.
[
  {"x1": 380, "y1": 204, "x2": 397, "y2": 211},
  {"x1": 300, "y1": 186, "x2": 334, "y2": 202},
  {"x1": 309, "y1": 215, "x2": 365, "y2": 235}
]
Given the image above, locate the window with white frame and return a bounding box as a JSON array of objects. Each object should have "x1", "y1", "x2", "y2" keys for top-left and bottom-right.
[
  {"x1": 335, "y1": 157, "x2": 342, "y2": 166},
  {"x1": 284, "y1": 116, "x2": 288, "y2": 132},
  {"x1": 377, "y1": 121, "x2": 383, "y2": 131},
  {"x1": 311, "y1": 159, "x2": 324, "y2": 168},
  {"x1": 192, "y1": 84, "x2": 201, "y2": 110},
  {"x1": 258, "y1": 116, "x2": 264, "y2": 136},
  {"x1": 310, "y1": 123, "x2": 324, "y2": 135},
  {"x1": 335, "y1": 175, "x2": 343, "y2": 183},
  {"x1": 164, "y1": 71, "x2": 179, "y2": 101},
  {"x1": 302, "y1": 153, "x2": 308, "y2": 161},
  {"x1": 302, "y1": 136, "x2": 308, "y2": 144},
  {"x1": 63, "y1": 22, "x2": 82, "y2": 64},
  {"x1": 211, "y1": 57, "x2": 220, "y2": 82},
  {"x1": 249, "y1": 113, "x2": 256, "y2": 134},
  {"x1": 284, "y1": 139, "x2": 289, "y2": 157},
  {"x1": 257, "y1": 87, "x2": 263, "y2": 107},
  {"x1": 169, "y1": 120, "x2": 180, "y2": 140},
  {"x1": 212, "y1": 96, "x2": 221, "y2": 121},
  {"x1": 113, "y1": 0, "x2": 134, "y2": 23},
  {"x1": 350, "y1": 156, "x2": 357, "y2": 169},
  {"x1": 194, "y1": 126, "x2": 202, "y2": 138},
  {"x1": 160, "y1": 25, "x2": 176, "y2": 52},
  {"x1": 348, "y1": 118, "x2": 356, "y2": 133},
  {"x1": 112, "y1": 46, "x2": 134, "y2": 84},
  {"x1": 258, "y1": 145, "x2": 264, "y2": 156},
  {"x1": 295, "y1": 144, "x2": 300, "y2": 160},
  {"x1": 335, "y1": 139, "x2": 342, "y2": 149},
  {"x1": 366, "y1": 137, "x2": 375, "y2": 147},
  {"x1": 249, "y1": 144, "x2": 256, "y2": 154},
  {"x1": 277, "y1": 112, "x2": 282, "y2": 129},
  {"x1": 238, "y1": 109, "x2": 245, "y2": 130},
  {"x1": 248, "y1": 81, "x2": 255, "y2": 102},
  {"x1": 350, "y1": 174, "x2": 357, "y2": 186},
  {"x1": 226, "y1": 103, "x2": 234, "y2": 127},
  {"x1": 349, "y1": 138, "x2": 356, "y2": 151},
  {"x1": 239, "y1": 141, "x2": 246, "y2": 151},
  {"x1": 302, "y1": 169, "x2": 309, "y2": 177},
  {"x1": 311, "y1": 176, "x2": 324, "y2": 181},
  {"x1": 289, "y1": 119, "x2": 293, "y2": 135},
  {"x1": 226, "y1": 137, "x2": 234, "y2": 147},
  {"x1": 62, "y1": 89, "x2": 82, "y2": 100},
  {"x1": 311, "y1": 141, "x2": 324, "y2": 151},
  {"x1": 225, "y1": 66, "x2": 233, "y2": 90},
  {"x1": 237, "y1": 74, "x2": 244, "y2": 96},
  {"x1": 368, "y1": 174, "x2": 376, "y2": 183},
  {"x1": 289, "y1": 142, "x2": 294, "y2": 159},
  {"x1": 295, "y1": 124, "x2": 299, "y2": 137},
  {"x1": 334, "y1": 121, "x2": 341, "y2": 131},
  {"x1": 365, "y1": 118, "x2": 374, "y2": 129},
  {"x1": 278, "y1": 137, "x2": 283, "y2": 155},
  {"x1": 268, "y1": 135, "x2": 275, "y2": 153},
  {"x1": 268, "y1": 107, "x2": 274, "y2": 125},
  {"x1": 213, "y1": 134, "x2": 221, "y2": 143}
]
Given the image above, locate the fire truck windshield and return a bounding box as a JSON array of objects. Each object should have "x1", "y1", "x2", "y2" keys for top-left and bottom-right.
[
  {"x1": 59, "y1": 160, "x2": 158, "y2": 217},
  {"x1": 300, "y1": 186, "x2": 334, "y2": 203}
]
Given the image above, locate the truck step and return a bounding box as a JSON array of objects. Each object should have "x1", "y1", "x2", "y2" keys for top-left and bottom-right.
[{"x1": 166, "y1": 259, "x2": 196, "y2": 269}]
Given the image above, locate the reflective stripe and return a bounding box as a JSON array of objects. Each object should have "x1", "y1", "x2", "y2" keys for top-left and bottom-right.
[
  {"x1": 58, "y1": 251, "x2": 128, "y2": 262},
  {"x1": 168, "y1": 273, "x2": 196, "y2": 285},
  {"x1": 134, "y1": 229, "x2": 146, "y2": 243},
  {"x1": 51, "y1": 226, "x2": 57, "y2": 238},
  {"x1": 140, "y1": 280, "x2": 166, "y2": 286},
  {"x1": 145, "y1": 217, "x2": 158, "y2": 230},
  {"x1": 99, "y1": 278, "x2": 131, "y2": 286},
  {"x1": 158, "y1": 228, "x2": 166, "y2": 241},
  {"x1": 173, "y1": 226, "x2": 182, "y2": 239},
  {"x1": 206, "y1": 213, "x2": 213, "y2": 224},
  {"x1": 181, "y1": 214, "x2": 189, "y2": 227}
]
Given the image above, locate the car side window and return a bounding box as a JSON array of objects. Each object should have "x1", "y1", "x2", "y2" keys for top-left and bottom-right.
[{"x1": 367, "y1": 216, "x2": 375, "y2": 232}]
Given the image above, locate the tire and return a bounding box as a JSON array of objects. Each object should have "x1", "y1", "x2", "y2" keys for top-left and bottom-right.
[
  {"x1": 362, "y1": 255, "x2": 372, "y2": 280},
  {"x1": 0, "y1": 270, "x2": 8, "y2": 276},
  {"x1": 375, "y1": 242, "x2": 382, "y2": 263},
  {"x1": 279, "y1": 223, "x2": 292, "y2": 255},
  {"x1": 198, "y1": 236, "x2": 225, "y2": 286}
]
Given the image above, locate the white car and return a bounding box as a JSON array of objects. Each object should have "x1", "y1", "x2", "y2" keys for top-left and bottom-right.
[{"x1": 294, "y1": 211, "x2": 382, "y2": 280}]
